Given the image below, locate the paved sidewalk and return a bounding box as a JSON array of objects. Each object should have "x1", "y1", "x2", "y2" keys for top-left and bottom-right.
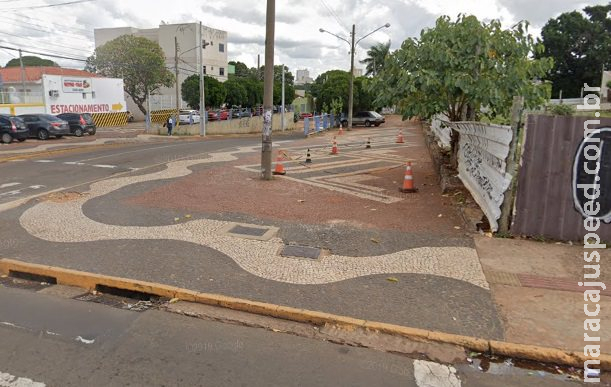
[{"x1": 3, "y1": 116, "x2": 505, "y2": 340}]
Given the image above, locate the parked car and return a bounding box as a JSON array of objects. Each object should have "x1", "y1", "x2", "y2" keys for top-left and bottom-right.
[
  {"x1": 219, "y1": 110, "x2": 229, "y2": 120},
  {"x1": 0, "y1": 114, "x2": 28, "y2": 144},
  {"x1": 299, "y1": 112, "x2": 313, "y2": 120},
  {"x1": 207, "y1": 110, "x2": 218, "y2": 121},
  {"x1": 178, "y1": 109, "x2": 200, "y2": 124},
  {"x1": 341, "y1": 111, "x2": 385, "y2": 127},
  {"x1": 55, "y1": 113, "x2": 97, "y2": 137},
  {"x1": 231, "y1": 108, "x2": 250, "y2": 118},
  {"x1": 18, "y1": 114, "x2": 70, "y2": 140}
]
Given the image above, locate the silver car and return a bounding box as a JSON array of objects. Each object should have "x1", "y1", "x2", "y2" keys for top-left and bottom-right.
[{"x1": 341, "y1": 111, "x2": 385, "y2": 127}]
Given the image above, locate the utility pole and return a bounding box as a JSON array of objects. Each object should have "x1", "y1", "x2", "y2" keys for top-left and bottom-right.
[
  {"x1": 18, "y1": 49, "x2": 26, "y2": 99},
  {"x1": 281, "y1": 64, "x2": 285, "y2": 131},
  {"x1": 348, "y1": 24, "x2": 355, "y2": 130},
  {"x1": 261, "y1": 0, "x2": 275, "y2": 180},
  {"x1": 199, "y1": 21, "x2": 206, "y2": 137},
  {"x1": 146, "y1": 89, "x2": 151, "y2": 133},
  {"x1": 174, "y1": 36, "x2": 180, "y2": 128}
]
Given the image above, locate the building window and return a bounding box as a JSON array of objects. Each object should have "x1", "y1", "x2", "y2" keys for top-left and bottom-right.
[
  {"x1": 219, "y1": 67, "x2": 225, "y2": 76},
  {"x1": 219, "y1": 43, "x2": 225, "y2": 53},
  {"x1": 203, "y1": 66, "x2": 206, "y2": 75},
  {"x1": 82, "y1": 93, "x2": 87, "y2": 99}
]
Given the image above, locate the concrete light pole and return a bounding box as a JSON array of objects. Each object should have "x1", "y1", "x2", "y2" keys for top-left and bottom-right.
[
  {"x1": 319, "y1": 23, "x2": 390, "y2": 130},
  {"x1": 281, "y1": 63, "x2": 285, "y2": 131},
  {"x1": 261, "y1": 0, "x2": 275, "y2": 180}
]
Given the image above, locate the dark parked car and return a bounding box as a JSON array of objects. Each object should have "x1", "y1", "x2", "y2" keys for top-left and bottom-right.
[
  {"x1": 340, "y1": 111, "x2": 386, "y2": 127},
  {"x1": 18, "y1": 114, "x2": 70, "y2": 140},
  {"x1": 55, "y1": 113, "x2": 97, "y2": 137},
  {"x1": 0, "y1": 114, "x2": 28, "y2": 144}
]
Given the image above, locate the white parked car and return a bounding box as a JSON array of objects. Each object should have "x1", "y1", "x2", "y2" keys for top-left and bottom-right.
[{"x1": 178, "y1": 110, "x2": 201, "y2": 124}]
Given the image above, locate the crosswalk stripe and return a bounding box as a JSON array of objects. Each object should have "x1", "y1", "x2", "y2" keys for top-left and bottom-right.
[
  {"x1": 0, "y1": 183, "x2": 20, "y2": 189},
  {"x1": 0, "y1": 371, "x2": 45, "y2": 387}
]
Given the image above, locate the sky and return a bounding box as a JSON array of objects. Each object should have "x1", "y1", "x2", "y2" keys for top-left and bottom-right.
[{"x1": 0, "y1": 0, "x2": 608, "y2": 80}]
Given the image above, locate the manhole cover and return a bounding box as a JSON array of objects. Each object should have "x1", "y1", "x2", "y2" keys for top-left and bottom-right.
[
  {"x1": 281, "y1": 245, "x2": 321, "y2": 260},
  {"x1": 230, "y1": 225, "x2": 269, "y2": 237},
  {"x1": 220, "y1": 223, "x2": 279, "y2": 241}
]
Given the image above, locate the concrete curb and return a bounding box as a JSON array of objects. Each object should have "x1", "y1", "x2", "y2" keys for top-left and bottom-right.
[{"x1": 1, "y1": 258, "x2": 608, "y2": 370}]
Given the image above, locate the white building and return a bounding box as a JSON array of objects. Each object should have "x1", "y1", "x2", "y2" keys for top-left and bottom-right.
[
  {"x1": 94, "y1": 22, "x2": 228, "y2": 114},
  {"x1": 295, "y1": 69, "x2": 313, "y2": 85},
  {"x1": 353, "y1": 68, "x2": 363, "y2": 77}
]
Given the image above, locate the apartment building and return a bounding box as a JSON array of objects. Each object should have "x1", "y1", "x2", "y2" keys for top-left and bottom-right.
[{"x1": 94, "y1": 22, "x2": 228, "y2": 111}]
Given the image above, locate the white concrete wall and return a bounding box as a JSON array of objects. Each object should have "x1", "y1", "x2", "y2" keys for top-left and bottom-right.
[{"x1": 154, "y1": 113, "x2": 296, "y2": 135}]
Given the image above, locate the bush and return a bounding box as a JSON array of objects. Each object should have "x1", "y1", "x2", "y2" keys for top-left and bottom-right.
[{"x1": 548, "y1": 103, "x2": 575, "y2": 116}]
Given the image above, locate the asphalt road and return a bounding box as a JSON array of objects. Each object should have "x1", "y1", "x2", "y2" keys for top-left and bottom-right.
[
  {"x1": 0, "y1": 285, "x2": 581, "y2": 387},
  {"x1": 0, "y1": 137, "x2": 266, "y2": 207}
]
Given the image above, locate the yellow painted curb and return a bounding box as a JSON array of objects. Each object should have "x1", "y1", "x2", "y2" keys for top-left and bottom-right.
[{"x1": 0, "y1": 258, "x2": 608, "y2": 370}]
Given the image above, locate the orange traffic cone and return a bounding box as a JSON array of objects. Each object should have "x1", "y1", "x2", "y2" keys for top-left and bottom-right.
[
  {"x1": 273, "y1": 151, "x2": 286, "y2": 175},
  {"x1": 338, "y1": 123, "x2": 344, "y2": 135},
  {"x1": 399, "y1": 162, "x2": 418, "y2": 193},
  {"x1": 331, "y1": 139, "x2": 339, "y2": 155},
  {"x1": 396, "y1": 130, "x2": 404, "y2": 144}
]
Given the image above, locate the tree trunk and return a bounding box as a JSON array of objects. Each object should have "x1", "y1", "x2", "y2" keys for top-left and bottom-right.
[{"x1": 450, "y1": 129, "x2": 460, "y2": 170}]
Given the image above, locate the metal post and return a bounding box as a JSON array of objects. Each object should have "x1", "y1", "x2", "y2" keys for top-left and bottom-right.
[
  {"x1": 174, "y1": 36, "x2": 180, "y2": 128},
  {"x1": 281, "y1": 64, "x2": 285, "y2": 131},
  {"x1": 146, "y1": 90, "x2": 151, "y2": 133},
  {"x1": 348, "y1": 24, "x2": 355, "y2": 130},
  {"x1": 18, "y1": 49, "x2": 26, "y2": 100},
  {"x1": 199, "y1": 22, "x2": 206, "y2": 136},
  {"x1": 261, "y1": 0, "x2": 275, "y2": 180},
  {"x1": 498, "y1": 96, "x2": 525, "y2": 234}
]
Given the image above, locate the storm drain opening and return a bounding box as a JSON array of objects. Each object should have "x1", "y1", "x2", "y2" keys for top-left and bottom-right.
[
  {"x1": 281, "y1": 245, "x2": 322, "y2": 260},
  {"x1": 74, "y1": 285, "x2": 169, "y2": 312},
  {"x1": 8, "y1": 270, "x2": 57, "y2": 285},
  {"x1": 0, "y1": 275, "x2": 54, "y2": 291}
]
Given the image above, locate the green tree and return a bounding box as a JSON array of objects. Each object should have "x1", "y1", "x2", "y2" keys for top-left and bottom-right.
[
  {"x1": 372, "y1": 15, "x2": 553, "y2": 165},
  {"x1": 311, "y1": 70, "x2": 372, "y2": 113},
  {"x1": 243, "y1": 78, "x2": 264, "y2": 107},
  {"x1": 538, "y1": 4, "x2": 611, "y2": 98},
  {"x1": 359, "y1": 41, "x2": 391, "y2": 76},
  {"x1": 228, "y1": 61, "x2": 252, "y2": 78},
  {"x1": 6, "y1": 56, "x2": 58, "y2": 67},
  {"x1": 224, "y1": 78, "x2": 248, "y2": 106},
  {"x1": 181, "y1": 75, "x2": 226, "y2": 109},
  {"x1": 87, "y1": 35, "x2": 174, "y2": 115}
]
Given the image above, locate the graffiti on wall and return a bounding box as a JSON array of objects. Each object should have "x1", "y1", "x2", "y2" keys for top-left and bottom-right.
[{"x1": 448, "y1": 122, "x2": 513, "y2": 231}]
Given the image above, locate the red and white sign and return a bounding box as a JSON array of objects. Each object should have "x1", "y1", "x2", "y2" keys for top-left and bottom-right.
[
  {"x1": 50, "y1": 104, "x2": 112, "y2": 114},
  {"x1": 62, "y1": 77, "x2": 92, "y2": 93}
]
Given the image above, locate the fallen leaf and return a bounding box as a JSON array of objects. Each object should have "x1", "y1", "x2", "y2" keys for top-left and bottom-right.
[
  {"x1": 169, "y1": 298, "x2": 180, "y2": 304},
  {"x1": 387, "y1": 277, "x2": 399, "y2": 283},
  {"x1": 185, "y1": 214, "x2": 192, "y2": 219},
  {"x1": 371, "y1": 238, "x2": 380, "y2": 243},
  {"x1": 298, "y1": 200, "x2": 305, "y2": 203},
  {"x1": 454, "y1": 226, "x2": 461, "y2": 230},
  {"x1": 438, "y1": 214, "x2": 443, "y2": 218},
  {"x1": 174, "y1": 217, "x2": 180, "y2": 222},
  {"x1": 452, "y1": 317, "x2": 457, "y2": 321}
]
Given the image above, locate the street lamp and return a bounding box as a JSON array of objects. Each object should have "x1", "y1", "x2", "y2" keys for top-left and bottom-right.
[{"x1": 320, "y1": 23, "x2": 390, "y2": 130}]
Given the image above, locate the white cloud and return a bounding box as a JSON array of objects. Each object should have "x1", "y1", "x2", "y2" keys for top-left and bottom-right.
[{"x1": 0, "y1": 0, "x2": 606, "y2": 78}]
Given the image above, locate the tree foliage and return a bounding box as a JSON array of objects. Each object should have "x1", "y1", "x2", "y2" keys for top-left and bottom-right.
[
  {"x1": 372, "y1": 15, "x2": 553, "y2": 122},
  {"x1": 360, "y1": 41, "x2": 391, "y2": 76},
  {"x1": 310, "y1": 70, "x2": 374, "y2": 112},
  {"x1": 6, "y1": 56, "x2": 58, "y2": 67},
  {"x1": 224, "y1": 78, "x2": 248, "y2": 107},
  {"x1": 538, "y1": 4, "x2": 611, "y2": 98},
  {"x1": 181, "y1": 75, "x2": 226, "y2": 109},
  {"x1": 87, "y1": 35, "x2": 174, "y2": 115}
]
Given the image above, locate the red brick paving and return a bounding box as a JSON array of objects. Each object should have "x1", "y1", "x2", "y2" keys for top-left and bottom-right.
[{"x1": 517, "y1": 273, "x2": 611, "y2": 297}]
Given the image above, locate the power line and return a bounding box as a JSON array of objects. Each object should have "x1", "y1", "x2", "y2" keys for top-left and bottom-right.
[
  {"x1": 2, "y1": 19, "x2": 94, "y2": 42},
  {"x1": 0, "y1": 0, "x2": 96, "y2": 11},
  {"x1": 0, "y1": 31, "x2": 92, "y2": 55},
  {"x1": 13, "y1": 13, "x2": 95, "y2": 36},
  {"x1": 0, "y1": 45, "x2": 88, "y2": 62},
  {"x1": 319, "y1": 0, "x2": 349, "y2": 34}
]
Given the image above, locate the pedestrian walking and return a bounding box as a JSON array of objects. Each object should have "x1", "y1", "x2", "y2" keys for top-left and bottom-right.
[{"x1": 167, "y1": 116, "x2": 174, "y2": 136}]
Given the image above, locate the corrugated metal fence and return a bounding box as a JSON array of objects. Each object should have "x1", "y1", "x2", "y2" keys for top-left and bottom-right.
[{"x1": 513, "y1": 115, "x2": 611, "y2": 240}]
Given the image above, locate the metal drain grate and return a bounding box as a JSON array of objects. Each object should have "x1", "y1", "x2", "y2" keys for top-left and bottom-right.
[
  {"x1": 0, "y1": 276, "x2": 53, "y2": 291},
  {"x1": 220, "y1": 223, "x2": 279, "y2": 241},
  {"x1": 74, "y1": 293, "x2": 167, "y2": 312},
  {"x1": 230, "y1": 225, "x2": 269, "y2": 237},
  {"x1": 281, "y1": 245, "x2": 322, "y2": 260}
]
